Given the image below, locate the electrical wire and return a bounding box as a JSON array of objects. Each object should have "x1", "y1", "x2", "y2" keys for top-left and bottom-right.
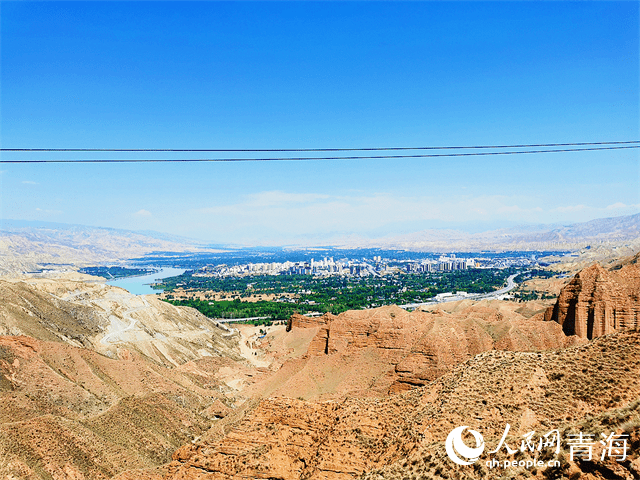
[
  {"x1": 0, "y1": 144, "x2": 639, "y2": 163},
  {"x1": 2, "y1": 140, "x2": 639, "y2": 153}
]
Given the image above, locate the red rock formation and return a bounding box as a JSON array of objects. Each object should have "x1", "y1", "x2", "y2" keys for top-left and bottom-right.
[
  {"x1": 545, "y1": 255, "x2": 640, "y2": 339},
  {"x1": 286, "y1": 313, "x2": 334, "y2": 331},
  {"x1": 164, "y1": 331, "x2": 640, "y2": 480},
  {"x1": 259, "y1": 303, "x2": 581, "y2": 399}
]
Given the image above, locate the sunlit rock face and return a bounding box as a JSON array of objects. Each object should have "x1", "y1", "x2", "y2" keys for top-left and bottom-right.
[
  {"x1": 268, "y1": 303, "x2": 581, "y2": 400},
  {"x1": 545, "y1": 253, "x2": 640, "y2": 339}
]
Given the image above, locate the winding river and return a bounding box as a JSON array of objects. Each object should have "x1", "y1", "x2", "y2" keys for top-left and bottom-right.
[{"x1": 106, "y1": 267, "x2": 185, "y2": 295}]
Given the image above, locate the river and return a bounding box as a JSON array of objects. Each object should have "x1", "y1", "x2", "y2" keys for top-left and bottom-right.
[{"x1": 106, "y1": 267, "x2": 185, "y2": 295}]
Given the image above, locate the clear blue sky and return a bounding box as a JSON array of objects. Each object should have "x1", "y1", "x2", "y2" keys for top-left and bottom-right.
[{"x1": 1, "y1": 1, "x2": 638, "y2": 245}]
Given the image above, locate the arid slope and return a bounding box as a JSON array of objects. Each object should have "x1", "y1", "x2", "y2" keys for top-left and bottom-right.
[
  {"x1": 247, "y1": 302, "x2": 582, "y2": 400},
  {"x1": 0, "y1": 277, "x2": 241, "y2": 367},
  {"x1": 0, "y1": 276, "x2": 256, "y2": 480},
  {"x1": 165, "y1": 330, "x2": 640, "y2": 480},
  {"x1": 0, "y1": 334, "x2": 237, "y2": 480}
]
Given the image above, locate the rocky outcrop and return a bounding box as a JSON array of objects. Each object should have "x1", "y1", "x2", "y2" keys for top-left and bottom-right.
[
  {"x1": 165, "y1": 389, "x2": 431, "y2": 480},
  {"x1": 285, "y1": 313, "x2": 337, "y2": 357},
  {"x1": 285, "y1": 313, "x2": 334, "y2": 331},
  {"x1": 201, "y1": 399, "x2": 231, "y2": 419},
  {"x1": 544, "y1": 254, "x2": 640, "y2": 339},
  {"x1": 165, "y1": 331, "x2": 640, "y2": 480},
  {"x1": 256, "y1": 303, "x2": 581, "y2": 400}
]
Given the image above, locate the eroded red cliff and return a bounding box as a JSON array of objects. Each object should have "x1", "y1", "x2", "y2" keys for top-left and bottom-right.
[{"x1": 545, "y1": 253, "x2": 640, "y2": 339}]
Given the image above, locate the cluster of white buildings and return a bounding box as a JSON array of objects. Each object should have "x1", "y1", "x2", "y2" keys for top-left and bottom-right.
[
  {"x1": 405, "y1": 255, "x2": 476, "y2": 273},
  {"x1": 195, "y1": 257, "x2": 389, "y2": 278},
  {"x1": 197, "y1": 257, "x2": 339, "y2": 277},
  {"x1": 191, "y1": 253, "x2": 539, "y2": 279}
]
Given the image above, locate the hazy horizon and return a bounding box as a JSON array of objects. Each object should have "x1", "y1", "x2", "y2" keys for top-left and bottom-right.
[{"x1": 1, "y1": 211, "x2": 638, "y2": 249}]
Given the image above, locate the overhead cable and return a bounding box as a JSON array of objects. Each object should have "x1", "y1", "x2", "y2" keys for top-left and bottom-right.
[
  {"x1": 2, "y1": 140, "x2": 640, "y2": 153},
  {"x1": 1, "y1": 144, "x2": 639, "y2": 163}
]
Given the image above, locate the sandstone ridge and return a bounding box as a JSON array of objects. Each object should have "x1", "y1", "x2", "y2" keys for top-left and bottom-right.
[
  {"x1": 545, "y1": 251, "x2": 640, "y2": 339},
  {"x1": 249, "y1": 302, "x2": 582, "y2": 400},
  {"x1": 165, "y1": 330, "x2": 640, "y2": 480}
]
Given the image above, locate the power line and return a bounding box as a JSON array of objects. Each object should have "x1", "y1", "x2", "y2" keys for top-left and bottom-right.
[
  {"x1": 2, "y1": 140, "x2": 639, "y2": 153},
  {"x1": 1, "y1": 145, "x2": 639, "y2": 163}
]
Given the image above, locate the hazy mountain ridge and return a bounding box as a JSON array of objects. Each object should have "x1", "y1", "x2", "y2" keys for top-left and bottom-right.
[
  {"x1": 0, "y1": 221, "x2": 223, "y2": 275},
  {"x1": 363, "y1": 213, "x2": 640, "y2": 252},
  {"x1": 223, "y1": 213, "x2": 640, "y2": 251},
  {"x1": 1, "y1": 219, "x2": 199, "y2": 243}
]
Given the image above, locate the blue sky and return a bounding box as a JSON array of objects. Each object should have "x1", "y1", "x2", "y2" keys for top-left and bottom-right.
[{"x1": 1, "y1": 1, "x2": 638, "y2": 245}]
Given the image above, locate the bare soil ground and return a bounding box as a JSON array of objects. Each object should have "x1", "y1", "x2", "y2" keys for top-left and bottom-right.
[{"x1": 165, "y1": 330, "x2": 640, "y2": 480}]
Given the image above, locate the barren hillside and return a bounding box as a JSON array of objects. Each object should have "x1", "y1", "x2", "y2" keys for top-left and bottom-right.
[
  {"x1": 0, "y1": 277, "x2": 256, "y2": 480},
  {"x1": 165, "y1": 330, "x2": 640, "y2": 480},
  {"x1": 245, "y1": 302, "x2": 583, "y2": 401},
  {"x1": 0, "y1": 277, "x2": 241, "y2": 367},
  {"x1": 0, "y1": 334, "x2": 234, "y2": 479}
]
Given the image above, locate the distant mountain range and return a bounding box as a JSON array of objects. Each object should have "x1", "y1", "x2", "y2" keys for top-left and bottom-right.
[
  {"x1": 0, "y1": 219, "x2": 199, "y2": 245},
  {"x1": 335, "y1": 212, "x2": 640, "y2": 252},
  {"x1": 0, "y1": 220, "x2": 212, "y2": 275},
  {"x1": 1, "y1": 213, "x2": 639, "y2": 275}
]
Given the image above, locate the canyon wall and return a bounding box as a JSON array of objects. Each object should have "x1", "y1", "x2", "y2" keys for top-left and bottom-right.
[
  {"x1": 545, "y1": 253, "x2": 640, "y2": 339},
  {"x1": 254, "y1": 302, "x2": 582, "y2": 400}
]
